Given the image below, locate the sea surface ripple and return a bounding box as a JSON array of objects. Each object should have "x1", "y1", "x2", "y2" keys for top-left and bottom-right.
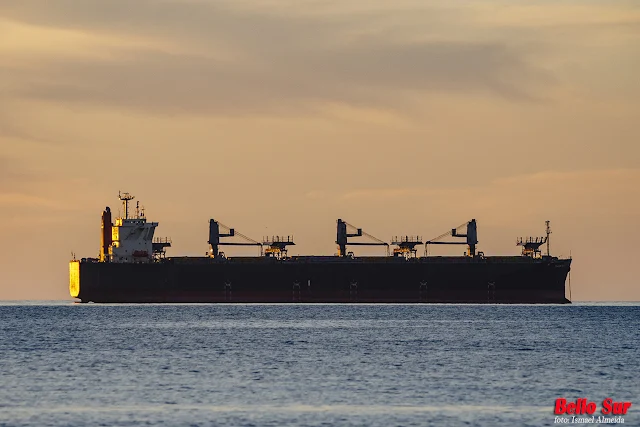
[{"x1": 0, "y1": 303, "x2": 638, "y2": 426}]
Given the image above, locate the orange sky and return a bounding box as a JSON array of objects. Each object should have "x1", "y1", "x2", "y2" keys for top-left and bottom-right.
[{"x1": 1, "y1": 0, "x2": 639, "y2": 300}]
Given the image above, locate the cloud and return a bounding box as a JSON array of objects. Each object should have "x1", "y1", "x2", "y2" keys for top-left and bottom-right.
[
  {"x1": 0, "y1": 0, "x2": 551, "y2": 114},
  {"x1": 6, "y1": 43, "x2": 546, "y2": 114},
  {"x1": 339, "y1": 168, "x2": 640, "y2": 223},
  {"x1": 0, "y1": 157, "x2": 69, "y2": 222},
  {"x1": 0, "y1": 193, "x2": 69, "y2": 210},
  {"x1": 0, "y1": 118, "x2": 59, "y2": 146},
  {"x1": 0, "y1": 157, "x2": 35, "y2": 192}
]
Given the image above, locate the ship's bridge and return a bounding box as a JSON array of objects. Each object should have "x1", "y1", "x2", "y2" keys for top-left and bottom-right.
[{"x1": 101, "y1": 192, "x2": 171, "y2": 263}]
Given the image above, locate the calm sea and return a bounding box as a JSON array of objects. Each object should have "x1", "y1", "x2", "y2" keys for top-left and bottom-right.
[{"x1": 0, "y1": 303, "x2": 638, "y2": 426}]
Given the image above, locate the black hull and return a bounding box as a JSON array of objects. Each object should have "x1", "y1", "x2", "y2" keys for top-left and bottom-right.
[{"x1": 70, "y1": 256, "x2": 571, "y2": 304}]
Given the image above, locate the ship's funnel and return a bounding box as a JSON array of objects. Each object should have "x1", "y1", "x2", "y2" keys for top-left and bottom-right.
[{"x1": 100, "y1": 207, "x2": 112, "y2": 262}]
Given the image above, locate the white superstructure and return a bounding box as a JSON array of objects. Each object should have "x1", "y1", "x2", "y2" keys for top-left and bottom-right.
[{"x1": 103, "y1": 192, "x2": 167, "y2": 263}]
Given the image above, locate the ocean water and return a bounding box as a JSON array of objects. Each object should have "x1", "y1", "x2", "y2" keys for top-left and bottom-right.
[{"x1": 0, "y1": 303, "x2": 638, "y2": 427}]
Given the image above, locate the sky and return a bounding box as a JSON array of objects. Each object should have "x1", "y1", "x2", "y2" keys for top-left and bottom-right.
[{"x1": 1, "y1": 0, "x2": 639, "y2": 300}]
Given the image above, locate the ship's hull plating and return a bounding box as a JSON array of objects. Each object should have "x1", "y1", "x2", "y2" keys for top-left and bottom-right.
[{"x1": 70, "y1": 256, "x2": 571, "y2": 303}]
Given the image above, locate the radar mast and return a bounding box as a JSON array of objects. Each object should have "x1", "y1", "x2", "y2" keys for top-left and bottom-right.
[{"x1": 118, "y1": 191, "x2": 135, "y2": 219}]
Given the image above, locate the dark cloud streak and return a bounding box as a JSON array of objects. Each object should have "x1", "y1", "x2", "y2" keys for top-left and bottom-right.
[{"x1": 0, "y1": 0, "x2": 552, "y2": 114}]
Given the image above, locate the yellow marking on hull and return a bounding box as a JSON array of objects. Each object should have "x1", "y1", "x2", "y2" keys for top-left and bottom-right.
[{"x1": 69, "y1": 261, "x2": 80, "y2": 298}]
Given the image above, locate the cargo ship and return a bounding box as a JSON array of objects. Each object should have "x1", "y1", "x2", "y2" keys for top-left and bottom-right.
[{"x1": 69, "y1": 193, "x2": 572, "y2": 303}]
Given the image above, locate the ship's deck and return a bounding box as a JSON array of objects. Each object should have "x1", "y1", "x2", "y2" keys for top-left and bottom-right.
[{"x1": 164, "y1": 255, "x2": 570, "y2": 265}]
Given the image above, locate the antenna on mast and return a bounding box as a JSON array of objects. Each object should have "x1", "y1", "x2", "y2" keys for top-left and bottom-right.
[
  {"x1": 118, "y1": 191, "x2": 135, "y2": 219},
  {"x1": 545, "y1": 220, "x2": 552, "y2": 256}
]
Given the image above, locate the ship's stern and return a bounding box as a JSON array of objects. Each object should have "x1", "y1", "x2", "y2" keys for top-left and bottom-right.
[{"x1": 69, "y1": 260, "x2": 80, "y2": 299}]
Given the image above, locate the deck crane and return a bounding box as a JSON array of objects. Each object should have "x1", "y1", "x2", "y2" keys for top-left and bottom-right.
[
  {"x1": 336, "y1": 219, "x2": 389, "y2": 257},
  {"x1": 425, "y1": 219, "x2": 478, "y2": 257},
  {"x1": 208, "y1": 219, "x2": 263, "y2": 258}
]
